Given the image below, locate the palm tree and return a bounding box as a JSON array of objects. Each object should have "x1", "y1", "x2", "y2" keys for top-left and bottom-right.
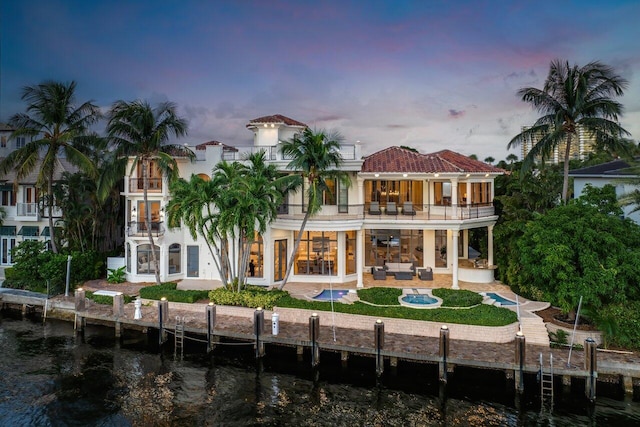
[
  {"x1": 506, "y1": 153, "x2": 518, "y2": 164},
  {"x1": 107, "y1": 100, "x2": 193, "y2": 285},
  {"x1": 166, "y1": 151, "x2": 297, "y2": 291},
  {"x1": 0, "y1": 81, "x2": 100, "y2": 253},
  {"x1": 277, "y1": 128, "x2": 348, "y2": 289},
  {"x1": 484, "y1": 156, "x2": 495, "y2": 165},
  {"x1": 508, "y1": 59, "x2": 630, "y2": 203}
]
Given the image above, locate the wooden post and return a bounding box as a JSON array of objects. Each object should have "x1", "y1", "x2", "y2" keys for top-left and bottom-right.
[
  {"x1": 206, "y1": 303, "x2": 216, "y2": 353},
  {"x1": 75, "y1": 288, "x2": 86, "y2": 312},
  {"x1": 515, "y1": 331, "x2": 525, "y2": 393},
  {"x1": 254, "y1": 307, "x2": 265, "y2": 358},
  {"x1": 439, "y1": 325, "x2": 449, "y2": 383},
  {"x1": 113, "y1": 294, "x2": 124, "y2": 318},
  {"x1": 158, "y1": 298, "x2": 168, "y2": 345},
  {"x1": 375, "y1": 319, "x2": 385, "y2": 377},
  {"x1": 585, "y1": 338, "x2": 597, "y2": 402},
  {"x1": 309, "y1": 313, "x2": 320, "y2": 367}
]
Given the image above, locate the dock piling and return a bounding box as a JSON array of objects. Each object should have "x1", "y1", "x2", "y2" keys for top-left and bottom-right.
[
  {"x1": 206, "y1": 303, "x2": 216, "y2": 353},
  {"x1": 75, "y1": 288, "x2": 86, "y2": 312},
  {"x1": 374, "y1": 319, "x2": 384, "y2": 377},
  {"x1": 585, "y1": 338, "x2": 597, "y2": 402},
  {"x1": 254, "y1": 308, "x2": 265, "y2": 358},
  {"x1": 515, "y1": 331, "x2": 525, "y2": 393},
  {"x1": 158, "y1": 298, "x2": 168, "y2": 345},
  {"x1": 113, "y1": 294, "x2": 124, "y2": 318},
  {"x1": 309, "y1": 313, "x2": 320, "y2": 367},
  {"x1": 439, "y1": 325, "x2": 449, "y2": 383}
]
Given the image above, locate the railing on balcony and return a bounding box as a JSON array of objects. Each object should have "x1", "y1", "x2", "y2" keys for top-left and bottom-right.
[
  {"x1": 128, "y1": 178, "x2": 163, "y2": 193},
  {"x1": 17, "y1": 203, "x2": 38, "y2": 217},
  {"x1": 127, "y1": 221, "x2": 165, "y2": 237},
  {"x1": 273, "y1": 202, "x2": 496, "y2": 221}
]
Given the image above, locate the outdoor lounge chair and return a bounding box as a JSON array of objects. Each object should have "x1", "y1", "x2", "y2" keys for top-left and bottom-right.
[
  {"x1": 369, "y1": 201, "x2": 382, "y2": 215},
  {"x1": 372, "y1": 266, "x2": 387, "y2": 280},
  {"x1": 386, "y1": 201, "x2": 398, "y2": 215},
  {"x1": 402, "y1": 201, "x2": 416, "y2": 216},
  {"x1": 418, "y1": 267, "x2": 433, "y2": 281}
]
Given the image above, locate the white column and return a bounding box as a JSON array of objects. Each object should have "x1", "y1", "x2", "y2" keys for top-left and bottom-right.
[
  {"x1": 466, "y1": 181, "x2": 471, "y2": 206},
  {"x1": 451, "y1": 178, "x2": 458, "y2": 219},
  {"x1": 451, "y1": 230, "x2": 459, "y2": 289},
  {"x1": 488, "y1": 224, "x2": 494, "y2": 266},
  {"x1": 356, "y1": 229, "x2": 364, "y2": 288}
]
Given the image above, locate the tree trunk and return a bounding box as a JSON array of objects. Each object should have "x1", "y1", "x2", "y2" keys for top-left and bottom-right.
[
  {"x1": 143, "y1": 158, "x2": 162, "y2": 286},
  {"x1": 561, "y1": 134, "x2": 572, "y2": 204},
  {"x1": 47, "y1": 172, "x2": 58, "y2": 253},
  {"x1": 278, "y1": 209, "x2": 311, "y2": 290}
]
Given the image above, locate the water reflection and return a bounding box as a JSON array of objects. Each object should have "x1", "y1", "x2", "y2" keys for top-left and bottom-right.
[{"x1": 1, "y1": 313, "x2": 640, "y2": 426}]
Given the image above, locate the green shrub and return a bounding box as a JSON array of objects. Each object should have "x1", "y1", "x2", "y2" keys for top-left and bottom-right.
[
  {"x1": 275, "y1": 295, "x2": 517, "y2": 326},
  {"x1": 432, "y1": 288, "x2": 483, "y2": 307},
  {"x1": 595, "y1": 302, "x2": 640, "y2": 350},
  {"x1": 209, "y1": 287, "x2": 287, "y2": 310},
  {"x1": 140, "y1": 283, "x2": 209, "y2": 303},
  {"x1": 107, "y1": 266, "x2": 127, "y2": 284},
  {"x1": 357, "y1": 287, "x2": 402, "y2": 305},
  {"x1": 549, "y1": 328, "x2": 569, "y2": 344},
  {"x1": 86, "y1": 291, "x2": 134, "y2": 305}
]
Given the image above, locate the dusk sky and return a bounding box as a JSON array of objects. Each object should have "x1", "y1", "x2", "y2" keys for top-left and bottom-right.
[{"x1": 1, "y1": 0, "x2": 639, "y2": 161}]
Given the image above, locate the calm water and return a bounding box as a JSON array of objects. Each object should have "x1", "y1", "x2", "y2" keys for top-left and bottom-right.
[{"x1": 1, "y1": 312, "x2": 639, "y2": 426}]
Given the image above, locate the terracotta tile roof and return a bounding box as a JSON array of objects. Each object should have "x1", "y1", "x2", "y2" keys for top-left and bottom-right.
[
  {"x1": 0, "y1": 123, "x2": 14, "y2": 131},
  {"x1": 195, "y1": 140, "x2": 238, "y2": 151},
  {"x1": 361, "y1": 146, "x2": 504, "y2": 174},
  {"x1": 246, "y1": 114, "x2": 307, "y2": 128}
]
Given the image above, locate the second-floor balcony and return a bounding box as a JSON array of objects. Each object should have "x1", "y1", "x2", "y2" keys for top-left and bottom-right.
[
  {"x1": 274, "y1": 202, "x2": 495, "y2": 221},
  {"x1": 128, "y1": 178, "x2": 163, "y2": 193},
  {"x1": 127, "y1": 221, "x2": 165, "y2": 237}
]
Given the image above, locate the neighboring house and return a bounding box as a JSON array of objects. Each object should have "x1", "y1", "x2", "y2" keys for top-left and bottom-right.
[
  {"x1": 0, "y1": 157, "x2": 73, "y2": 279},
  {"x1": 123, "y1": 114, "x2": 504, "y2": 289},
  {"x1": 569, "y1": 159, "x2": 640, "y2": 223}
]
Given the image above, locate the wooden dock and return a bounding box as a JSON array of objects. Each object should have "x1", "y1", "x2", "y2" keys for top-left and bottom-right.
[{"x1": 2, "y1": 288, "x2": 639, "y2": 401}]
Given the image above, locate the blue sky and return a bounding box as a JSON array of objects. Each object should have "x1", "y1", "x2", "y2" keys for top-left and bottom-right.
[{"x1": 1, "y1": 0, "x2": 639, "y2": 160}]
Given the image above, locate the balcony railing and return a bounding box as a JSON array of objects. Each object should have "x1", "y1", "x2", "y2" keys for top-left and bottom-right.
[
  {"x1": 128, "y1": 178, "x2": 163, "y2": 193},
  {"x1": 273, "y1": 202, "x2": 495, "y2": 221},
  {"x1": 17, "y1": 203, "x2": 38, "y2": 217},
  {"x1": 127, "y1": 221, "x2": 165, "y2": 237}
]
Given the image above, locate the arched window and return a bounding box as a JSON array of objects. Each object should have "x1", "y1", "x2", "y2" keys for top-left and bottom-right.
[
  {"x1": 168, "y1": 243, "x2": 181, "y2": 274},
  {"x1": 137, "y1": 244, "x2": 159, "y2": 274}
]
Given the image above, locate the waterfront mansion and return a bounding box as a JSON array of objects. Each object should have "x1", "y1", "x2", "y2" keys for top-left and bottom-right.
[{"x1": 123, "y1": 114, "x2": 503, "y2": 288}]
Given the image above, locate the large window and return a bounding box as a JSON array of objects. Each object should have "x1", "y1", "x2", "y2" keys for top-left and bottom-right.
[
  {"x1": 471, "y1": 182, "x2": 491, "y2": 204},
  {"x1": 365, "y1": 229, "x2": 423, "y2": 267},
  {"x1": 345, "y1": 230, "x2": 356, "y2": 274},
  {"x1": 248, "y1": 233, "x2": 264, "y2": 278},
  {"x1": 294, "y1": 231, "x2": 337, "y2": 275},
  {"x1": 435, "y1": 230, "x2": 447, "y2": 268},
  {"x1": 137, "y1": 244, "x2": 160, "y2": 274},
  {"x1": 433, "y1": 182, "x2": 451, "y2": 206},
  {"x1": 365, "y1": 180, "x2": 423, "y2": 207},
  {"x1": 126, "y1": 243, "x2": 131, "y2": 272},
  {"x1": 168, "y1": 243, "x2": 181, "y2": 274}
]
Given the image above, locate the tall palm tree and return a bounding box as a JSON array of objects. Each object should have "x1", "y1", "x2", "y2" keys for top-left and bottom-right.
[
  {"x1": 107, "y1": 100, "x2": 193, "y2": 285},
  {"x1": 277, "y1": 128, "x2": 348, "y2": 289},
  {"x1": 508, "y1": 59, "x2": 630, "y2": 203},
  {"x1": 166, "y1": 151, "x2": 297, "y2": 291},
  {"x1": 0, "y1": 81, "x2": 100, "y2": 253}
]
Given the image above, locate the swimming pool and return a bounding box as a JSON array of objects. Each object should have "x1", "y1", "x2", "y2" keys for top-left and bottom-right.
[
  {"x1": 486, "y1": 292, "x2": 517, "y2": 306},
  {"x1": 401, "y1": 294, "x2": 438, "y2": 305},
  {"x1": 312, "y1": 289, "x2": 349, "y2": 301},
  {"x1": 398, "y1": 292, "x2": 443, "y2": 309}
]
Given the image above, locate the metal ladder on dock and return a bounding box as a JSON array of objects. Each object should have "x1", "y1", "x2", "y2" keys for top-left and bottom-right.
[
  {"x1": 539, "y1": 353, "x2": 554, "y2": 407},
  {"x1": 175, "y1": 316, "x2": 185, "y2": 358}
]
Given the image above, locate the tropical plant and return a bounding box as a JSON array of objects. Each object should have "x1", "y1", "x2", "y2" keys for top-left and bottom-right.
[
  {"x1": 277, "y1": 128, "x2": 349, "y2": 289},
  {"x1": 0, "y1": 81, "x2": 100, "y2": 253},
  {"x1": 167, "y1": 151, "x2": 297, "y2": 291},
  {"x1": 507, "y1": 185, "x2": 640, "y2": 316},
  {"x1": 107, "y1": 100, "x2": 193, "y2": 285},
  {"x1": 107, "y1": 266, "x2": 127, "y2": 284},
  {"x1": 508, "y1": 59, "x2": 630, "y2": 203},
  {"x1": 484, "y1": 156, "x2": 495, "y2": 165}
]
